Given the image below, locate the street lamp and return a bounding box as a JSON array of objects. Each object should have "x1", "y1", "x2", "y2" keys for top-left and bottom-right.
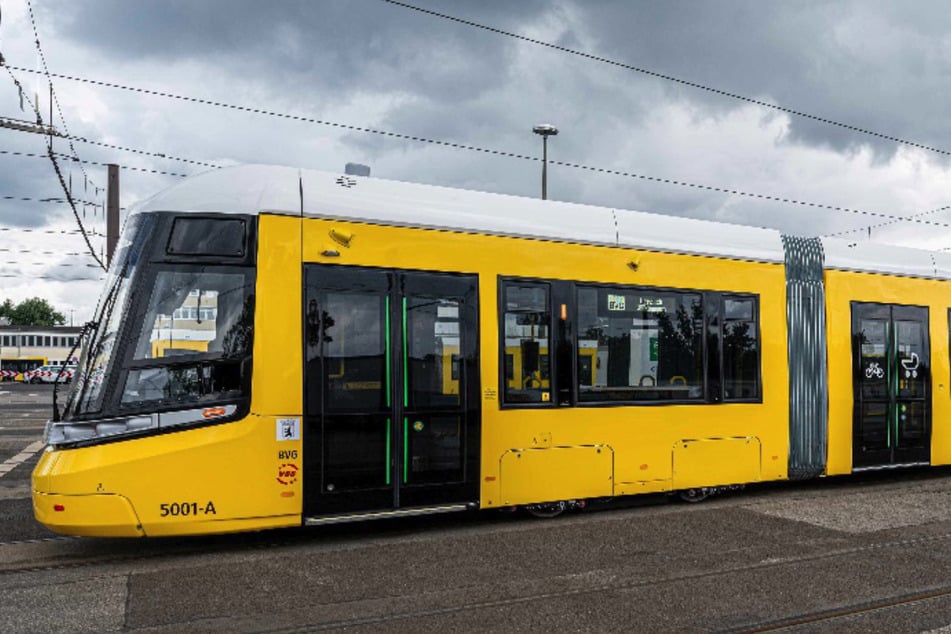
[{"x1": 532, "y1": 123, "x2": 558, "y2": 200}]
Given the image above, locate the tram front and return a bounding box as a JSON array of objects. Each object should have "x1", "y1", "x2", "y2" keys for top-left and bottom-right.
[{"x1": 32, "y1": 210, "x2": 298, "y2": 537}]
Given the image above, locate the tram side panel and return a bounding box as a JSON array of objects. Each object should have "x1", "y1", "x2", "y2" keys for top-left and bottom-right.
[
  {"x1": 474, "y1": 241, "x2": 791, "y2": 507},
  {"x1": 293, "y1": 219, "x2": 793, "y2": 509},
  {"x1": 823, "y1": 269, "x2": 951, "y2": 475}
]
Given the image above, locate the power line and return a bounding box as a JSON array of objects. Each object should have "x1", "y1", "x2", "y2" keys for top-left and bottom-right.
[
  {"x1": 1, "y1": 261, "x2": 102, "y2": 268},
  {"x1": 7, "y1": 5, "x2": 107, "y2": 270},
  {"x1": 2, "y1": 70, "x2": 105, "y2": 270},
  {"x1": 823, "y1": 203, "x2": 951, "y2": 239},
  {"x1": 0, "y1": 226, "x2": 105, "y2": 237},
  {"x1": 0, "y1": 247, "x2": 87, "y2": 256},
  {"x1": 2, "y1": 194, "x2": 100, "y2": 206},
  {"x1": 25, "y1": 0, "x2": 101, "y2": 192},
  {"x1": 0, "y1": 273, "x2": 104, "y2": 281},
  {"x1": 0, "y1": 149, "x2": 189, "y2": 177},
  {"x1": 379, "y1": 0, "x2": 951, "y2": 159},
  {"x1": 9, "y1": 65, "x2": 947, "y2": 231},
  {"x1": 57, "y1": 154, "x2": 189, "y2": 178},
  {"x1": 65, "y1": 135, "x2": 220, "y2": 169}
]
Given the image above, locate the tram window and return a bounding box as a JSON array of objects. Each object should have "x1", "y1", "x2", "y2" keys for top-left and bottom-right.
[
  {"x1": 120, "y1": 266, "x2": 254, "y2": 408},
  {"x1": 167, "y1": 217, "x2": 246, "y2": 257},
  {"x1": 501, "y1": 282, "x2": 552, "y2": 405},
  {"x1": 859, "y1": 320, "x2": 888, "y2": 400},
  {"x1": 407, "y1": 297, "x2": 462, "y2": 409},
  {"x1": 576, "y1": 286, "x2": 703, "y2": 403},
  {"x1": 722, "y1": 296, "x2": 760, "y2": 400},
  {"x1": 318, "y1": 292, "x2": 387, "y2": 412},
  {"x1": 130, "y1": 269, "x2": 253, "y2": 361}
]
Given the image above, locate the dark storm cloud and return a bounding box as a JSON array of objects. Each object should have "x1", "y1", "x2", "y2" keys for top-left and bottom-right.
[
  {"x1": 569, "y1": 0, "x2": 951, "y2": 159},
  {"x1": 45, "y1": 0, "x2": 550, "y2": 104},
  {"x1": 27, "y1": 0, "x2": 951, "y2": 170}
]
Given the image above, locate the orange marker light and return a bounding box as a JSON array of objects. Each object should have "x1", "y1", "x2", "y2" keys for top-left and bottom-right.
[
  {"x1": 202, "y1": 407, "x2": 227, "y2": 419},
  {"x1": 560, "y1": 303, "x2": 567, "y2": 320}
]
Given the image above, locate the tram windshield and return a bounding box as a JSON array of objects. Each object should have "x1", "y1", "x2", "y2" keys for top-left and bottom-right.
[
  {"x1": 65, "y1": 213, "x2": 256, "y2": 420},
  {"x1": 119, "y1": 267, "x2": 253, "y2": 406},
  {"x1": 67, "y1": 214, "x2": 152, "y2": 416}
]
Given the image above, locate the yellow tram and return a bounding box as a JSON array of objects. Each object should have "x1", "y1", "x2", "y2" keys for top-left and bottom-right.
[{"x1": 31, "y1": 165, "x2": 951, "y2": 537}]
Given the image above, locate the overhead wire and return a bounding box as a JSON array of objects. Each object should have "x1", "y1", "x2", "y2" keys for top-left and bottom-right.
[
  {"x1": 0, "y1": 247, "x2": 87, "y2": 256},
  {"x1": 382, "y1": 0, "x2": 951, "y2": 243},
  {"x1": 2, "y1": 193, "x2": 101, "y2": 206},
  {"x1": 25, "y1": 0, "x2": 102, "y2": 193},
  {"x1": 65, "y1": 136, "x2": 220, "y2": 169},
  {"x1": 379, "y1": 0, "x2": 951, "y2": 158},
  {"x1": 7, "y1": 8, "x2": 951, "y2": 241},
  {"x1": 0, "y1": 149, "x2": 190, "y2": 177},
  {"x1": 0, "y1": 226, "x2": 105, "y2": 237},
  {"x1": 0, "y1": 273, "x2": 104, "y2": 280},
  {"x1": 6, "y1": 65, "x2": 950, "y2": 232},
  {"x1": 2, "y1": 261, "x2": 102, "y2": 268},
  {"x1": 4, "y1": 10, "x2": 106, "y2": 271},
  {"x1": 823, "y1": 203, "x2": 951, "y2": 239}
]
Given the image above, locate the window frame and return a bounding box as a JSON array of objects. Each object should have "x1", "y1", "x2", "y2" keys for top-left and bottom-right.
[
  {"x1": 718, "y1": 293, "x2": 762, "y2": 403},
  {"x1": 574, "y1": 282, "x2": 708, "y2": 407},
  {"x1": 497, "y1": 276, "x2": 763, "y2": 409},
  {"x1": 498, "y1": 277, "x2": 556, "y2": 409}
]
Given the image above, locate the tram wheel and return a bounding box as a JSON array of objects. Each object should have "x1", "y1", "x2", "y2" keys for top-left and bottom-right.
[
  {"x1": 678, "y1": 487, "x2": 711, "y2": 503},
  {"x1": 525, "y1": 501, "x2": 567, "y2": 518}
]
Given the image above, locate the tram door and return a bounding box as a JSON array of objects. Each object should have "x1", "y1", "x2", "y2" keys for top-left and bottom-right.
[
  {"x1": 852, "y1": 303, "x2": 930, "y2": 469},
  {"x1": 303, "y1": 265, "x2": 480, "y2": 517}
]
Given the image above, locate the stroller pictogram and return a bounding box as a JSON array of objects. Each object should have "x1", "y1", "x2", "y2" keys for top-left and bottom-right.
[{"x1": 901, "y1": 352, "x2": 920, "y2": 379}]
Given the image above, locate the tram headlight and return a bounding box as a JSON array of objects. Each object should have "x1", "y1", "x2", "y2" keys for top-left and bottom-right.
[{"x1": 45, "y1": 415, "x2": 157, "y2": 447}]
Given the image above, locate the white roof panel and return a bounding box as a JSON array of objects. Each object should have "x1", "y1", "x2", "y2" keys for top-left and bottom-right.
[
  {"x1": 136, "y1": 164, "x2": 787, "y2": 262},
  {"x1": 614, "y1": 210, "x2": 785, "y2": 262},
  {"x1": 822, "y1": 238, "x2": 939, "y2": 279},
  {"x1": 136, "y1": 164, "x2": 301, "y2": 215},
  {"x1": 299, "y1": 169, "x2": 619, "y2": 246},
  {"x1": 933, "y1": 251, "x2": 951, "y2": 280},
  {"x1": 132, "y1": 164, "x2": 951, "y2": 277}
]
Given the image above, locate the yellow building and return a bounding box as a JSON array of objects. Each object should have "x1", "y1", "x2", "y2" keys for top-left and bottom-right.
[{"x1": 0, "y1": 325, "x2": 81, "y2": 380}]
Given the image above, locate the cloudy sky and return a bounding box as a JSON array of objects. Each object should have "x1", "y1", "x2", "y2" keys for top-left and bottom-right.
[{"x1": 2, "y1": 0, "x2": 951, "y2": 322}]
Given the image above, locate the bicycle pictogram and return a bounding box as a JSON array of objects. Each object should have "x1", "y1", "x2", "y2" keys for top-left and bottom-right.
[{"x1": 865, "y1": 362, "x2": 885, "y2": 379}]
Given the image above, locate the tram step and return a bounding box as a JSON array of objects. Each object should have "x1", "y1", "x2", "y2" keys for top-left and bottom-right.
[{"x1": 304, "y1": 503, "x2": 473, "y2": 526}]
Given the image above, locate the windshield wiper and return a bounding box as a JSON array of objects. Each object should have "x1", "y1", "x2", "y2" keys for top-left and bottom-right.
[{"x1": 52, "y1": 320, "x2": 97, "y2": 422}]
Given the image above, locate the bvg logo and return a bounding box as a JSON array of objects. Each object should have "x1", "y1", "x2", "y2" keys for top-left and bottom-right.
[{"x1": 277, "y1": 463, "x2": 299, "y2": 486}]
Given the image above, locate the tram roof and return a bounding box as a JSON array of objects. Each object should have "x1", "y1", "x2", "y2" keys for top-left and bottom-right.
[{"x1": 135, "y1": 164, "x2": 951, "y2": 279}]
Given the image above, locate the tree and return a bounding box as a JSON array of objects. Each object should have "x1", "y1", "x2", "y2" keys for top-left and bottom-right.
[
  {"x1": 0, "y1": 299, "x2": 13, "y2": 323},
  {"x1": 2, "y1": 297, "x2": 66, "y2": 326}
]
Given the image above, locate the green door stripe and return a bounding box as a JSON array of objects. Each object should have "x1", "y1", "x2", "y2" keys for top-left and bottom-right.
[
  {"x1": 402, "y1": 297, "x2": 409, "y2": 407},
  {"x1": 385, "y1": 417, "x2": 391, "y2": 485}
]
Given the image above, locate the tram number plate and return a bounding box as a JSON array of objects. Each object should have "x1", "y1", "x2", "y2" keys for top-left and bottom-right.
[{"x1": 159, "y1": 501, "x2": 217, "y2": 517}]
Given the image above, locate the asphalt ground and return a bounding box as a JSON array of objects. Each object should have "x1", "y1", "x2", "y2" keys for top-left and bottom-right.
[{"x1": 4, "y1": 383, "x2": 951, "y2": 631}]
